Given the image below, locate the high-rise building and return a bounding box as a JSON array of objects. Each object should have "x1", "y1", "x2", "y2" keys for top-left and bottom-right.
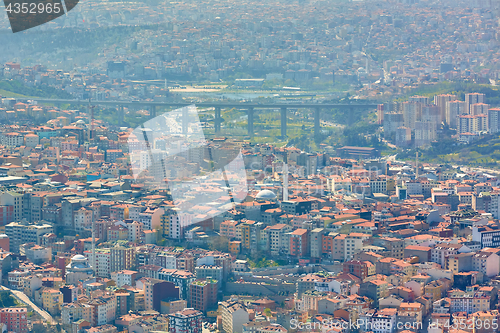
[
  {"x1": 465, "y1": 93, "x2": 486, "y2": 113},
  {"x1": 403, "y1": 102, "x2": 422, "y2": 129},
  {"x1": 188, "y1": 279, "x2": 218, "y2": 313},
  {"x1": 473, "y1": 114, "x2": 489, "y2": 133},
  {"x1": 458, "y1": 114, "x2": 488, "y2": 134},
  {"x1": 383, "y1": 113, "x2": 404, "y2": 136},
  {"x1": 471, "y1": 103, "x2": 490, "y2": 116},
  {"x1": 458, "y1": 114, "x2": 474, "y2": 134},
  {"x1": 489, "y1": 108, "x2": 500, "y2": 133},
  {"x1": 446, "y1": 100, "x2": 466, "y2": 128},
  {"x1": 434, "y1": 94, "x2": 456, "y2": 122},
  {"x1": 377, "y1": 104, "x2": 384, "y2": 125},
  {"x1": 395, "y1": 127, "x2": 411, "y2": 148},
  {"x1": 421, "y1": 105, "x2": 441, "y2": 129},
  {"x1": 168, "y1": 308, "x2": 203, "y2": 333},
  {"x1": 414, "y1": 121, "x2": 437, "y2": 148},
  {"x1": 110, "y1": 246, "x2": 135, "y2": 273},
  {"x1": 409, "y1": 95, "x2": 429, "y2": 104}
]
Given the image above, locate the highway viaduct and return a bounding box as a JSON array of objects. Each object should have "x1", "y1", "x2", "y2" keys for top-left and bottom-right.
[{"x1": 32, "y1": 98, "x2": 378, "y2": 138}]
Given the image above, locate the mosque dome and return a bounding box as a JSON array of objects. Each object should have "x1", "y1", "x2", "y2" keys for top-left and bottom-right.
[
  {"x1": 256, "y1": 189, "x2": 277, "y2": 200},
  {"x1": 72, "y1": 254, "x2": 86, "y2": 261}
]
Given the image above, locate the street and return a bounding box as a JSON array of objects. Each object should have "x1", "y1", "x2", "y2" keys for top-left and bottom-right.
[{"x1": 1, "y1": 286, "x2": 57, "y2": 325}]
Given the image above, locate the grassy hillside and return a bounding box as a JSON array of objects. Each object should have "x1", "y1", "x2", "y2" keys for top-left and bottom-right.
[
  {"x1": 0, "y1": 80, "x2": 73, "y2": 99},
  {"x1": 396, "y1": 81, "x2": 500, "y2": 105},
  {"x1": 399, "y1": 134, "x2": 500, "y2": 168}
]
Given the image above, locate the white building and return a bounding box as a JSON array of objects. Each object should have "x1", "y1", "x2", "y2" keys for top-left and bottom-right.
[
  {"x1": 472, "y1": 250, "x2": 500, "y2": 277},
  {"x1": 110, "y1": 270, "x2": 137, "y2": 287},
  {"x1": 162, "y1": 208, "x2": 193, "y2": 240},
  {"x1": 5, "y1": 221, "x2": 53, "y2": 252},
  {"x1": 220, "y1": 299, "x2": 250, "y2": 333},
  {"x1": 128, "y1": 221, "x2": 143, "y2": 242},
  {"x1": 74, "y1": 207, "x2": 93, "y2": 232},
  {"x1": 2, "y1": 132, "x2": 24, "y2": 147},
  {"x1": 84, "y1": 249, "x2": 111, "y2": 278},
  {"x1": 89, "y1": 295, "x2": 116, "y2": 326}
]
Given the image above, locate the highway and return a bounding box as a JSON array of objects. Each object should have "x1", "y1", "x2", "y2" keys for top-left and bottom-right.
[
  {"x1": 1, "y1": 286, "x2": 57, "y2": 325},
  {"x1": 29, "y1": 98, "x2": 378, "y2": 137},
  {"x1": 30, "y1": 98, "x2": 378, "y2": 110}
]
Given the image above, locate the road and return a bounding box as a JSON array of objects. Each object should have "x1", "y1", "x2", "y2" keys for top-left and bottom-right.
[
  {"x1": 456, "y1": 166, "x2": 500, "y2": 175},
  {"x1": 31, "y1": 98, "x2": 378, "y2": 110},
  {"x1": 1, "y1": 286, "x2": 56, "y2": 325}
]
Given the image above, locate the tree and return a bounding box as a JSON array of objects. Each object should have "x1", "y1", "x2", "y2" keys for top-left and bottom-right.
[
  {"x1": 0, "y1": 290, "x2": 17, "y2": 307},
  {"x1": 209, "y1": 236, "x2": 229, "y2": 252},
  {"x1": 263, "y1": 308, "x2": 272, "y2": 317}
]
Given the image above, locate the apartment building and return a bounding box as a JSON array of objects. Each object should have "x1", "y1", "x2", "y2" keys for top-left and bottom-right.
[
  {"x1": 168, "y1": 308, "x2": 203, "y2": 333},
  {"x1": 450, "y1": 291, "x2": 490, "y2": 314},
  {"x1": 220, "y1": 299, "x2": 250, "y2": 333},
  {"x1": 265, "y1": 224, "x2": 292, "y2": 256},
  {"x1": 188, "y1": 279, "x2": 218, "y2": 313},
  {"x1": 0, "y1": 308, "x2": 28, "y2": 333},
  {"x1": 5, "y1": 221, "x2": 53, "y2": 252}
]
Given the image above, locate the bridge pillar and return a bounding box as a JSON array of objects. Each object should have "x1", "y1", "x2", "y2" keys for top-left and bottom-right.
[
  {"x1": 248, "y1": 107, "x2": 254, "y2": 137},
  {"x1": 119, "y1": 106, "x2": 125, "y2": 126},
  {"x1": 150, "y1": 105, "x2": 157, "y2": 118},
  {"x1": 314, "y1": 107, "x2": 321, "y2": 139},
  {"x1": 281, "y1": 107, "x2": 287, "y2": 138},
  {"x1": 182, "y1": 107, "x2": 189, "y2": 134},
  {"x1": 348, "y1": 107, "x2": 355, "y2": 126},
  {"x1": 215, "y1": 107, "x2": 222, "y2": 134}
]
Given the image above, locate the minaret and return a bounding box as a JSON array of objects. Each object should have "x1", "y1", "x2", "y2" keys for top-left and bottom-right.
[
  {"x1": 91, "y1": 216, "x2": 96, "y2": 274},
  {"x1": 87, "y1": 102, "x2": 91, "y2": 142},
  {"x1": 415, "y1": 152, "x2": 419, "y2": 179},
  {"x1": 283, "y1": 154, "x2": 289, "y2": 201}
]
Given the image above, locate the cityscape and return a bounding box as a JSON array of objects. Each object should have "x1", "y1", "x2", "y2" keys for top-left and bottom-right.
[{"x1": 3, "y1": 0, "x2": 500, "y2": 333}]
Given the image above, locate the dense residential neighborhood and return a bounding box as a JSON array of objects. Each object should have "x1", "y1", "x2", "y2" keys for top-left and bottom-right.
[
  {"x1": 2, "y1": 104, "x2": 500, "y2": 333},
  {"x1": 2, "y1": 0, "x2": 500, "y2": 332}
]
